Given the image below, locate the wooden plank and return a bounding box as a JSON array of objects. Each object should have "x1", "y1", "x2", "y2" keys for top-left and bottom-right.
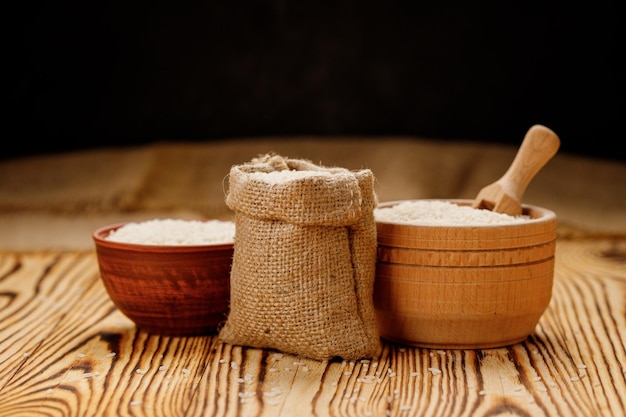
[{"x1": 0, "y1": 239, "x2": 624, "y2": 417}]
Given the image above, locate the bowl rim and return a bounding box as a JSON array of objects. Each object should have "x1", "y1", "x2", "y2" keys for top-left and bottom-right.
[
  {"x1": 375, "y1": 199, "x2": 556, "y2": 229},
  {"x1": 92, "y1": 222, "x2": 235, "y2": 253}
]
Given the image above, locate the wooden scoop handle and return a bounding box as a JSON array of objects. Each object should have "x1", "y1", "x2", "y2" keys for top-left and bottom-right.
[{"x1": 497, "y1": 124, "x2": 560, "y2": 204}]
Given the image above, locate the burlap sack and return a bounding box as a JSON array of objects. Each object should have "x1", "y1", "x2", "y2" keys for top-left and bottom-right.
[{"x1": 218, "y1": 153, "x2": 381, "y2": 361}]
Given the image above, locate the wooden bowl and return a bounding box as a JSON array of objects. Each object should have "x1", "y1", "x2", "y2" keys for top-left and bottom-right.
[
  {"x1": 93, "y1": 223, "x2": 233, "y2": 336},
  {"x1": 374, "y1": 199, "x2": 557, "y2": 349}
]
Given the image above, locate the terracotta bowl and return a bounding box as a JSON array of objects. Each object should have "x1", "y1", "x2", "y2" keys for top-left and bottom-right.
[
  {"x1": 93, "y1": 223, "x2": 234, "y2": 336},
  {"x1": 374, "y1": 199, "x2": 557, "y2": 349}
]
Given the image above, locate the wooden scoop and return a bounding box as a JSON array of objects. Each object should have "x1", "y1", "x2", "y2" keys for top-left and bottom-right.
[{"x1": 472, "y1": 124, "x2": 560, "y2": 215}]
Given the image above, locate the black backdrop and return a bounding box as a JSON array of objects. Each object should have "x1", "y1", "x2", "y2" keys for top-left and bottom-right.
[{"x1": 7, "y1": 1, "x2": 623, "y2": 161}]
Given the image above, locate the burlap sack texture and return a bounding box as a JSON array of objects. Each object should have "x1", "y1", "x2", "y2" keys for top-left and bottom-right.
[{"x1": 219, "y1": 153, "x2": 382, "y2": 361}]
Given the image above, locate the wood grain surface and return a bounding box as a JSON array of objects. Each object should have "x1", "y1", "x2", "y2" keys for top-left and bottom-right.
[{"x1": 1, "y1": 238, "x2": 625, "y2": 417}]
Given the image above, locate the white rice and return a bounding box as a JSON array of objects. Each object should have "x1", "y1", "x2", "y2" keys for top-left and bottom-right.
[
  {"x1": 249, "y1": 170, "x2": 333, "y2": 184},
  {"x1": 105, "y1": 219, "x2": 235, "y2": 245},
  {"x1": 374, "y1": 200, "x2": 531, "y2": 226}
]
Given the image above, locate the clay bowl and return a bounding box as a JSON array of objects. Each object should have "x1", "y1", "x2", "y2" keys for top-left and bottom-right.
[
  {"x1": 373, "y1": 199, "x2": 557, "y2": 349},
  {"x1": 93, "y1": 223, "x2": 234, "y2": 336}
]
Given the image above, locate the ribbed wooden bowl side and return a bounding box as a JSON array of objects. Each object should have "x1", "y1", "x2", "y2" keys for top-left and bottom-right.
[{"x1": 374, "y1": 200, "x2": 557, "y2": 349}]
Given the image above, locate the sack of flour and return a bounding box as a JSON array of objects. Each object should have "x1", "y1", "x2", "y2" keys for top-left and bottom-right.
[{"x1": 218, "y1": 153, "x2": 381, "y2": 361}]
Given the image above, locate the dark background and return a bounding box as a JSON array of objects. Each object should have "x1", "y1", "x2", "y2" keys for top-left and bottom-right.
[{"x1": 6, "y1": 1, "x2": 623, "y2": 161}]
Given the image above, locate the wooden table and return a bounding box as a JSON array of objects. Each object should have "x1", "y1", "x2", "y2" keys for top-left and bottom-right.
[{"x1": 1, "y1": 237, "x2": 624, "y2": 417}]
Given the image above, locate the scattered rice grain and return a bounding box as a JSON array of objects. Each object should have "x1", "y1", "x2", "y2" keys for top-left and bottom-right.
[
  {"x1": 428, "y1": 367, "x2": 442, "y2": 375},
  {"x1": 264, "y1": 387, "x2": 282, "y2": 397}
]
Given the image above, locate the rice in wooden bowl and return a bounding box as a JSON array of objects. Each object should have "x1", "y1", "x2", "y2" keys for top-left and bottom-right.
[{"x1": 373, "y1": 199, "x2": 557, "y2": 349}]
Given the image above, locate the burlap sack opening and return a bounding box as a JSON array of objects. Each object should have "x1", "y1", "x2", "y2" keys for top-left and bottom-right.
[{"x1": 219, "y1": 154, "x2": 382, "y2": 361}]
